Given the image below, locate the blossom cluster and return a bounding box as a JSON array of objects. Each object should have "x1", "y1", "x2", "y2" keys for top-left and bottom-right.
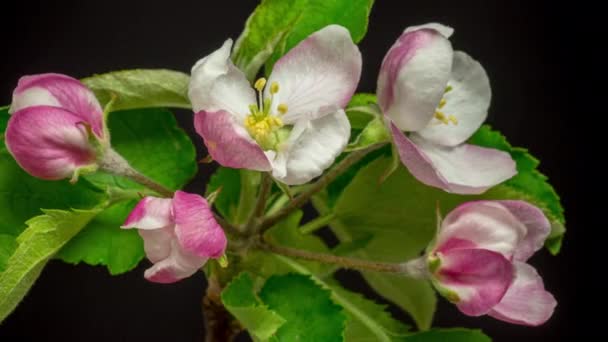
[{"x1": 3, "y1": 23, "x2": 555, "y2": 326}]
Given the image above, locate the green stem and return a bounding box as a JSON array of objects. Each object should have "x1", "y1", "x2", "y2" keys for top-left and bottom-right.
[
  {"x1": 299, "y1": 213, "x2": 336, "y2": 234},
  {"x1": 245, "y1": 173, "x2": 272, "y2": 231},
  {"x1": 99, "y1": 148, "x2": 174, "y2": 198},
  {"x1": 258, "y1": 239, "x2": 427, "y2": 277},
  {"x1": 256, "y1": 143, "x2": 386, "y2": 234}
]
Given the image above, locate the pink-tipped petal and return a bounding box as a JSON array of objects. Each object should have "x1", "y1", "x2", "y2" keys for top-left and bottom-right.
[
  {"x1": 436, "y1": 248, "x2": 514, "y2": 316},
  {"x1": 121, "y1": 197, "x2": 173, "y2": 230},
  {"x1": 144, "y1": 239, "x2": 208, "y2": 284},
  {"x1": 194, "y1": 110, "x2": 271, "y2": 171},
  {"x1": 437, "y1": 201, "x2": 527, "y2": 259},
  {"x1": 403, "y1": 23, "x2": 454, "y2": 37},
  {"x1": 10, "y1": 73, "x2": 104, "y2": 137},
  {"x1": 272, "y1": 109, "x2": 350, "y2": 185},
  {"x1": 496, "y1": 201, "x2": 551, "y2": 261},
  {"x1": 5, "y1": 106, "x2": 97, "y2": 180},
  {"x1": 188, "y1": 39, "x2": 256, "y2": 119},
  {"x1": 267, "y1": 25, "x2": 362, "y2": 124},
  {"x1": 391, "y1": 125, "x2": 516, "y2": 194},
  {"x1": 488, "y1": 262, "x2": 556, "y2": 326},
  {"x1": 172, "y1": 191, "x2": 227, "y2": 258},
  {"x1": 417, "y1": 51, "x2": 492, "y2": 146},
  {"x1": 377, "y1": 26, "x2": 453, "y2": 132},
  {"x1": 138, "y1": 227, "x2": 173, "y2": 263}
]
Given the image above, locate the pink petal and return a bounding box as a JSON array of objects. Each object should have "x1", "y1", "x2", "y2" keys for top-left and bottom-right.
[
  {"x1": 437, "y1": 201, "x2": 527, "y2": 259},
  {"x1": 417, "y1": 51, "x2": 491, "y2": 146},
  {"x1": 10, "y1": 73, "x2": 104, "y2": 137},
  {"x1": 144, "y1": 239, "x2": 208, "y2": 284},
  {"x1": 188, "y1": 39, "x2": 256, "y2": 118},
  {"x1": 5, "y1": 106, "x2": 97, "y2": 180},
  {"x1": 435, "y1": 248, "x2": 514, "y2": 316},
  {"x1": 267, "y1": 25, "x2": 362, "y2": 124},
  {"x1": 172, "y1": 191, "x2": 227, "y2": 258},
  {"x1": 377, "y1": 25, "x2": 453, "y2": 132},
  {"x1": 496, "y1": 201, "x2": 551, "y2": 262},
  {"x1": 121, "y1": 197, "x2": 173, "y2": 230},
  {"x1": 194, "y1": 110, "x2": 271, "y2": 171},
  {"x1": 272, "y1": 109, "x2": 350, "y2": 185},
  {"x1": 488, "y1": 262, "x2": 556, "y2": 326},
  {"x1": 390, "y1": 124, "x2": 516, "y2": 194}
]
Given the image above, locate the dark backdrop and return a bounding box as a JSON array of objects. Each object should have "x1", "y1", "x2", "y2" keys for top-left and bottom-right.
[{"x1": 0, "y1": 1, "x2": 591, "y2": 341}]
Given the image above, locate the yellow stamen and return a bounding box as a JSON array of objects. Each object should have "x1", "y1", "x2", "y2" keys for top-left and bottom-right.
[
  {"x1": 444, "y1": 85, "x2": 453, "y2": 93},
  {"x1": 277, "y1": 103, "x2": 288, "y2": 115},
  {"x1": 270, "y1": 82, "x2": 280, "y2": 94},
  {"x1": 254, "y1": 77, "x2": 267, "y2": 92},
  {"x1": 434, "y1": 111, "x2": 449, "y2": 124},
  {"x1": 448, "y1": 115, "x2": 458, "y2": 125},
  {"x1": 438, "y1": 99, "x2": 447, "y2": 109}
]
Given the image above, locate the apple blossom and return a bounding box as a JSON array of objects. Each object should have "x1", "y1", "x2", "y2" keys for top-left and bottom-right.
[
  {"x1": 377, "y1": 23, "x2": 516, "y2": 194},
  {"x1": 189, "y1": 25, "x2": 361, "y2": 185},
  {"x1": 426, "y1": 200, "x2": 556, "y2": 326},
  {"x1": 5, "y1": 73, "x2": 104, "y2": 180},
  {"x1": 122, "y1": 191, "x2": 227, "y2": 284}
]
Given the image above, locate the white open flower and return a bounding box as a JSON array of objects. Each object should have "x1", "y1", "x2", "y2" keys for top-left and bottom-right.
[
  {"x1": 377, "y1": 23, "x2": 516, "y2": 194},
  {"x1": 189, "y1": 25, "x2": 362, "y2": 185}
]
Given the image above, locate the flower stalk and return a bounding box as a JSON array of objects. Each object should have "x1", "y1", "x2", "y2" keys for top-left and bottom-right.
[
  {"x1": 257, "y1": 239, "x2": 427, "y2": 278},
  {"x1": 98, "y1": 148, "x2": 174, "y2": 198}
]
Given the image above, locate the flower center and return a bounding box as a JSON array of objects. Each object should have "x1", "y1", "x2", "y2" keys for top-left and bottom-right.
[
  {"x1": 244, "y1": 77, "x2": 290, "y2": 150},
  {"x1": 433, "y1": 85, "x2": 458, "y2": 126}
]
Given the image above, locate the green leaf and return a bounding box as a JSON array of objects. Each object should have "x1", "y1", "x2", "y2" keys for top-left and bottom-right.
[
  {"x1": 206, "y1": 167, "x2": 242, "y2": 219},
  {"x1": 403, "y1": 328, "x2": 491, "y2": 342},
  {"x1": 315, "y1": 173, "x2": 437, "y2": 330},
  {"x1": 469, "y1": 125, "x2": 566, "y2": 254},
  {"x1": 0, "y1": 208, "x2": 101, "y2": 322},
  {"x1": 56, "y1": 201, "x2": 144, "y2": 275},
  {"x1": 232, "y1": 0, "x2": 375, "y2": 80},
  {"x1": 0, "y1": 144, "x2": 105, "y2": 237},
  {"x1": 328, "y1": 282, "x2": 411, "y2": 341},
  {"x1": 221, "y1": 272, "x2": 286, "y2": 341},
  {"x1": 239, "y1": 212, "x2": 405, "y2": 342},
  {"x1": 81, "y1": 69, "x2": 191, "y2": 111},
  {"x1": 0, "y1": 106, "x2": 8, "y2": 135},
  {"x1": 260, "y1": 274, "x2": 347, "y2": 341},
  {"x1": 85, "y1": 107, "x2": 197, "y2": 191},
  {"x1": 0, "y1": 235, "x2": 17, "y2": 272}
]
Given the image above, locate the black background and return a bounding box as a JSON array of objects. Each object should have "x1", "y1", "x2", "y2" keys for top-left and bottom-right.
[{"x1": 0, "y1": 1, "x2": 592, "y2": 341}]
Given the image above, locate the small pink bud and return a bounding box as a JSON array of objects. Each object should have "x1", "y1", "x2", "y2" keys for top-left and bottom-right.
[
  {"x1": 5, "y1": 73, "x2": 104, "y2": 181},
  {"x1": 122, "y1": 191, "x2": 227, "y2": 284}
]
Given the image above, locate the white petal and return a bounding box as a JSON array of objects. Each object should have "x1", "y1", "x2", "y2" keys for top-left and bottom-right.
[
  {"x1": 417, "y1": 51, "x2": 491, "y2": 146},
  {"x1": 122, "y1": 197, "x2": 173, "y2": 230},
  {"x1": 488, "y1": 262, "x2": 557, "y2": 326},
  {"x1": 404, "y1": 23, "x2": 454, "y2": 38},
  {"x1": 266, "y1": 25, "x2": 362, "y2": 124},
  {"x1": 138, "y1": 227, "x2": 173, "y2": 263},
  {"x1": 144, "y1": 239, "x2": 208, "y2": 284},
  {"x1": 436, "y1": 201, "x2": 528, "y2": 259},
  {"x1": 410, "y1": 134, "x2": 516, "y2": 194},
  {"x1": 188, "y1": 39, "x2": 256, "y2": 119},
  {"x1": 272, "y1": 109, "x2": 350, "y2": 185},
  {"x1": 377, "y1": 27, "x2": 453, "y2": 132}
]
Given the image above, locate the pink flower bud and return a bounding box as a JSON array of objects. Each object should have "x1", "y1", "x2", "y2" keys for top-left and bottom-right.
[
  {"x1": 122, "y1": 191, "x2": 227, "y2": 284},
  {"x1": 427, "y1": 200, "x2": 556, "y2": 326},
  {"x1": 5, "y1": 74, "x2": 104, "y2": 180}
]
